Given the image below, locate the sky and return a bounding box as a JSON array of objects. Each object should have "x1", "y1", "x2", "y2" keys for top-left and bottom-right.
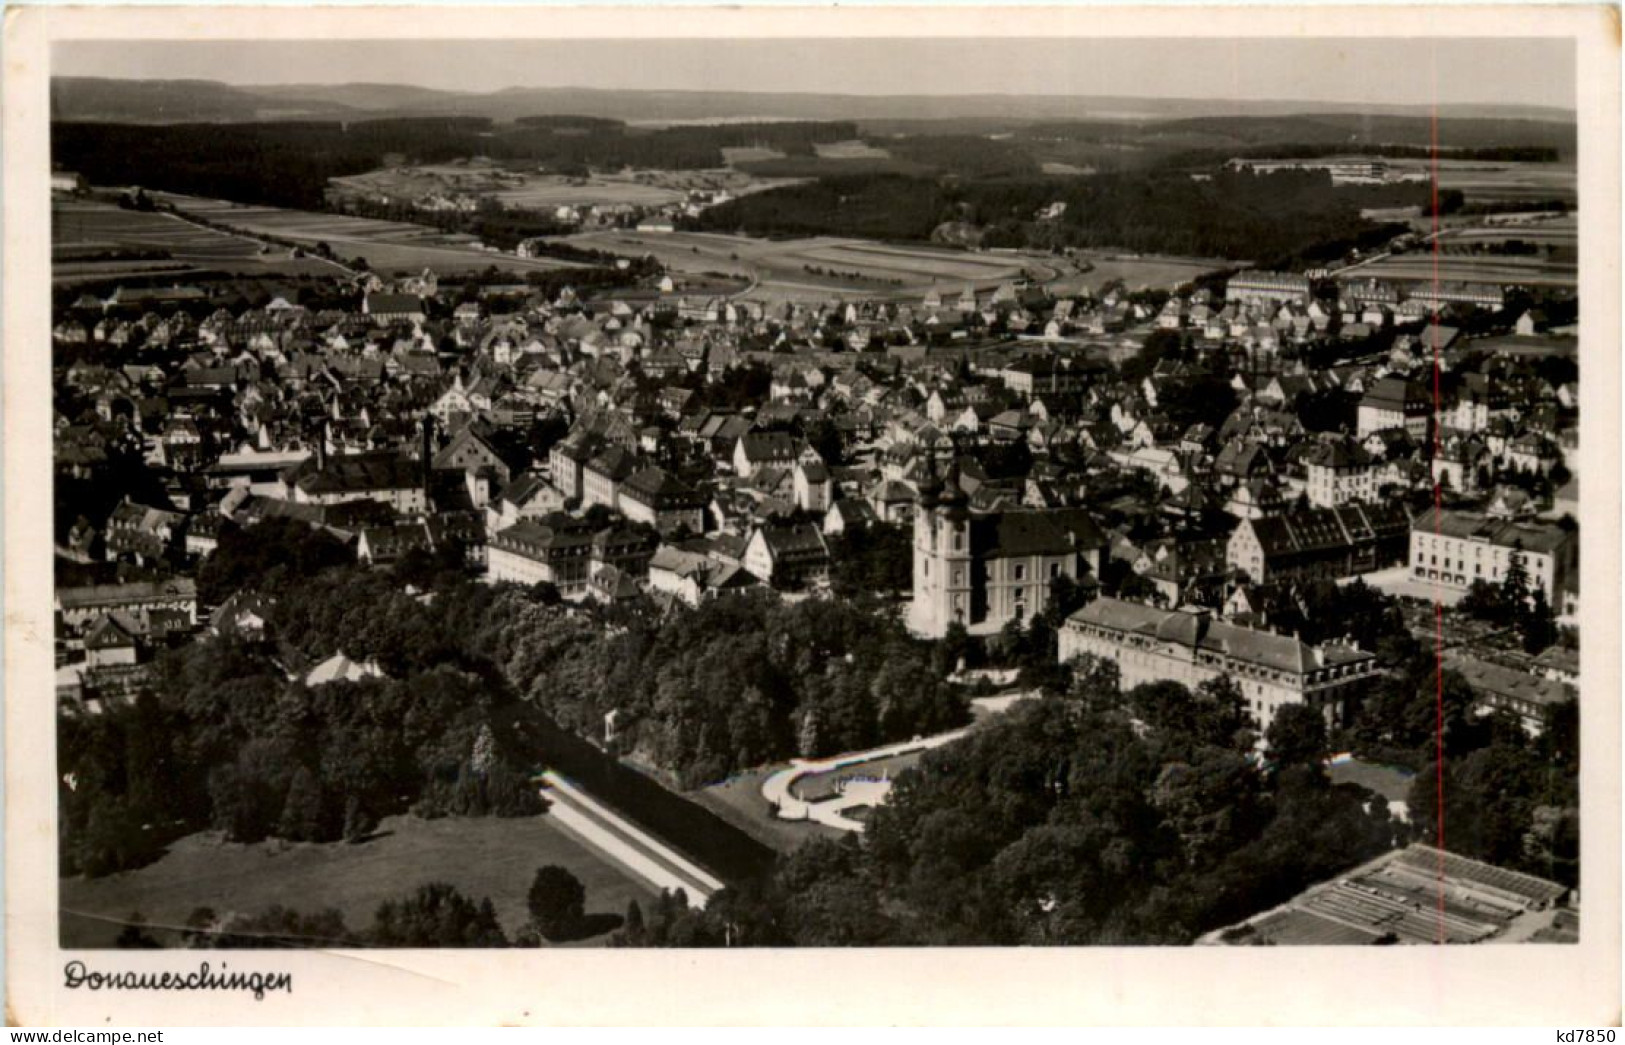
[{"x1": 52, "y1": 37, "x2": 1575, "y2": 111}]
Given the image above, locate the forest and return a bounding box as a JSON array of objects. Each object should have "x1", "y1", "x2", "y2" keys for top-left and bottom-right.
[
  {"x1": 52, "y1": 117, "x2": 861, "y2": 211},
  {"x1": 55, "y1": 111, "x2": 1532, "y2": 265},
  {"x1": 61, "y1": 521, "x2": 540, "y2": 877},
  {"x1": 1156, "y1": 142, "x2": 1562, "y2": 170},
  {"x1": 691, "y1": 168, "x2": 1429, "y2": 261},
  {"x1": 606, "y1": 623, "x2": 1577, "y2": 947},
  {"x1": 60, "y1": 518, "x2": 968, "y2": 881},
  {"x1": 1019, "y1": 113, "x2": 1575, "y2": 157},
  {"x1": 496, "y1": 586, "x2": 969, "y2": 787},
  {"x1": 113, "y1": 628, "x2": 1578, "y2": 947}
]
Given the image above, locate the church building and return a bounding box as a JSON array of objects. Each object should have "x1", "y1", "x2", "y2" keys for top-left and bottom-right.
[{"x1": 908, "y1": 461, "x2": 1106, "y2": 638}]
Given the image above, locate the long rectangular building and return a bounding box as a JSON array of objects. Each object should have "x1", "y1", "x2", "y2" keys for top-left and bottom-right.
[
  {"x1": 1228, "y1": 503, "x2": 1411, "y2": 584},
  {"x1": 1226, "y1": 270, "x2": 1312, "y2": 305},
  {"x1": 1409, "y1": 508, "x2": 1576, "y2": 607},
  {"x1": 1446, "y1": 653, "x2": 1576, "y2": 734},
  {"x1": 1203, "y1": 844, "x2": 1572, "y2": 946},
  {"x1": 1058, "y1": 596, "x2": 1379, "y2": 730},
  {"x1": 56, "y1": 579, "x2": 198, "y2": 634},
  {"x1": 487, "y1": 514, "x2": 654, "y2": 596}
]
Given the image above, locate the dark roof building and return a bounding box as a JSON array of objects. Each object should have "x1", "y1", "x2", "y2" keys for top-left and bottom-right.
[
  {"x1": 280, "y1": 451, "x2": 427, "y2": 512},
  {"x1": 1229, "y1": 503, "x2": 1411, "y2": 583}
]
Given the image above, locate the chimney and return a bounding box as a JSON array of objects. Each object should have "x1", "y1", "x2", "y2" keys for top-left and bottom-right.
[{"x1": 315, "y1": 422, "x2": 328, "y2": 472}]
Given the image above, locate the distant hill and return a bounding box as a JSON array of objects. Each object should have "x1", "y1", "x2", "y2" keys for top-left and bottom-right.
[
  {"x1": 249, "y1": 81, "x2": 468, "y2": 114},
  {"x1": 50, "y1": 77, "x2": 355, "y2": 122},
  {"x1": 50, "y1": 76, "x2": 1578, "y2": 128}
]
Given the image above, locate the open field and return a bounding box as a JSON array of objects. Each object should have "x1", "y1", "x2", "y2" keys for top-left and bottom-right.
[
  {"x1": 798, "y1": 241, "x2": 1036, "y2": 281},
  {"x1": 1354, "y1": 565, "x2": 1468, "y2": 609},
  {"x1": 331, "y1": 162, "x2": 800, "y2": 212},
  {"x1": 60, "y1": 812, "x2": 655, "y2": 949},
  {"x1": 1370, "y1": 159, "x2": 1577, "y2": 203},
  {"x1": 721, "y1": 146, "x2": 786, "y2": 166},
  {"x1": 52, "y1": 260, "x2": 203, "y2": 286},
  {"x1": 1327, "y1": 759, "x2": 1416, "y2": 806},
  {"x1": 1071, "y1": 251, "x2": 1233, "y2": 293},
  {"x1": 735, "y1": 155, "x2": 931, "y2": 179},
  {"x1": 55, "y1": 203, "x2": 263, "y2": 261},
  {"x1": 1342, "y1": 254, "x2": 1577, "y2": 289},
  {"x1": 53, "y1": 201, "x2": 341, "y2": 282},
  {"x1": 148, "y1": 192, "x2": 585, "y2": 277},
  {"x1": 1335, "y1": 215, "x2": 1577, "y2": 289},
  {"x1": 1431, "y1": 160, "x2": 1577, "y2": 203},
  {"x1": 560, "y1": 228, "x2": 1063, "y2": 302},
  {"x1": 814, "y1": 140, "x2": 894, "y2": 160},
  {"x1": 496, "y1": 180, "x2": 685, "y2": 208},
  {"x1": 1444, "y1": 221, "x2": 1578, "y2": 251},
  {"x1": 333, "y1": 165, "x2": 687, "y2": 209}
]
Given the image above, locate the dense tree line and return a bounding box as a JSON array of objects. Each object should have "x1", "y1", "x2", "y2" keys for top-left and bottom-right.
[
  {"x1": 53, "y1": 118, "x2": 860, "y2": 211},
  {"x1": 1316, "y1": 582, "x2": 1583, "y2": 887},
  {"x1": 693, "y1": 168, "x2": 1431, "y2": 261},
  {"x1": 1020, "y1": 113, "x2": 1574, "y2": 155},
  {"x1": 1157, "y1": 142, "x2": 1563, "y2": 171},
  {"x1": 734, "y1": 155, "x2": 932, "y2": 179},
  {"x1": 603, "y1": 669, "x2": 1399, "y2": 945},
  {"x1": 138, "y1": 647, "x2": 1576, "y2": 948},
  {"x1": 691, "y1": 173, "x2": 949, "y2": 241},
  {"x1": 606, "y1": 633, "x2": 1576, "y2": 945},
  {"x1": 174, "y1": 881, "x2": 506, "y2": 948},
  {"x1": 1454, "y1": 548, "x2": 1561, "y2": 655},
  {"x1": 497, "y1": 588, "x2": 969, "y2": 787},
  {"x1": 1351, "y1": 632, "x2": 1580, "y2": 888},
  {"x1": 65, "y1": 516, "x2": 964, "y2": 876},
  {"x1": 59, "y1": 638, "x2": 546, "y2": 878},
  {"x1": 1145, "y1": 113, "x2": 1575, "y2": 156},
  {"x1": 880, "y1": 134, "x2": 1040, "y2": 178},
  {"x1": 826, "y1": 521, "x2": 913, "y2": 598},
  {"x1": 59, "y1": 553, "x2": 569, "y2": 877},
  {"x1": 86, "y1": 540, "x2": 1581, "y2": 944},
  {"x1": 156, "y1": 862, "x2": 609, "y2": 949},
  {"x1": 196, "y1": 517, "x2": 356, "y2": 606}
]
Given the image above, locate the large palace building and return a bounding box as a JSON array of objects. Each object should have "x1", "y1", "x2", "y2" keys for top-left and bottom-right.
[{"x1": 1058, "y1": 596, "x2": 1380, "y2": 730}]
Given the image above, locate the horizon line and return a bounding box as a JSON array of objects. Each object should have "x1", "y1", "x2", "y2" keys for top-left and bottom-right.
[{"x1": 50, "y1": 74, "x2": 1580, "y2": 117}]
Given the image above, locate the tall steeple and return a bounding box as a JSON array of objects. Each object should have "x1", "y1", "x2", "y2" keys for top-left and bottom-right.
[
  {"x1": 940, "y1": 457, "x2": 970, "y2": 520},
  {"x1": 917, "y1": 451, "x2": 944, "y2": 511}
]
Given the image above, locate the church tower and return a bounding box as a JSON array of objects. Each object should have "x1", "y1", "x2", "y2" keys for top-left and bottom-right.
[
  {"x1": 910, "y1": 457, "x2": 945, "y2": 636},
  {"x1": 938, "y1": 458, "x2": 975, "y2": 632},
  {"x1": 909, "y1": 456, "x2": 975, "y2": 638}
]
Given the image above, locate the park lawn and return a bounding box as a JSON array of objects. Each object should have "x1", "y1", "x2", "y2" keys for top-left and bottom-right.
[
  {"x1": 1328, "y1": 759, "x2": 1415, "y2": 804},
  {"x1": 60, "y1": 811, "x2": 656, "y2": 949},
  {"x1": 689, "y1": 766, "x2": 844, "y2": 854}
]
